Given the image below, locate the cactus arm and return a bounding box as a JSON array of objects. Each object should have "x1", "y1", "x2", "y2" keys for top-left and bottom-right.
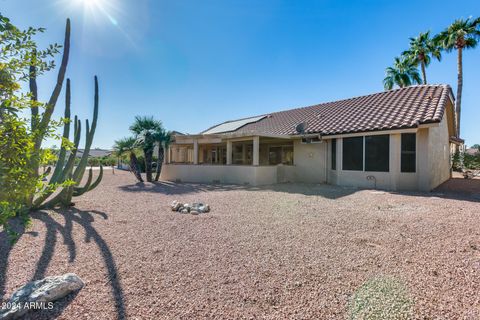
[
  {"x1": 60, "y1": 117, "x2": 81, "y2": 181},
  {"x1": 72, "y1": 167, "x2": 93, "y2": 197},
  {"x1": 72, "y1": 76, "x2": 99, "y2": 183},
  {"x1": 33, "y1": 118, "x2": 81, "y2": 209},
  {"x1": 50, "y1": 79, "x2": 71, "y2": 184},
  {"x1": 73, "y1": 119, "x2": 90, "y2": 184},
  {"x1": 87, "y1": 165, "x2": 103, "y2": 192},
  {"x1": 34, "y1": 19, "x2": 71, "y2": 150}
]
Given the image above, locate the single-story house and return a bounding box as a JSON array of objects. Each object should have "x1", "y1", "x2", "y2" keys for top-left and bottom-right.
[
  {"x1": 161, "y1": 84, "x2": 460, "y2": 191},
  {"x1": 76, "y1": 148, "x2": 112, "y2": 158},
  {"x1": 65, "y1": 148, "x2": 112, "y2": 161}
]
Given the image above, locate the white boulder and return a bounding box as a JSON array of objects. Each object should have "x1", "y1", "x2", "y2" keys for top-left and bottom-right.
[{"x1": 0, "y1": 273, "x2": 84, "y2": 320}]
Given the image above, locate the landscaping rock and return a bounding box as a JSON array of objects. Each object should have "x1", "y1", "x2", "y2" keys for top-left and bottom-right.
[
  {"x1": 0, "y1": 273, "x2": 84, "y2": 320},
  {"x1": 170, "y1": 200, "x2": 182, "y2": 211},
  {"x1": 190, "y1": 210, "x2": 199, "y2": 215},
  {"x1": 170, "y1": 200, "x2": 211, "y2": 214},
  {"x1": 191, "y1": 203, "x2": 210, "y2": 213}
]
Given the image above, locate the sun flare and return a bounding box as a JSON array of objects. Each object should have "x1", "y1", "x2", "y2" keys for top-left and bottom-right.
[
  {"x1": 79, "y1": 0, "x2": 103, "y2": 7},
  {"x1": 69, "y1": 0, "x2": 119, "y2": 26},
  {"x1": 56, "y1": 0, "x2": 137, "y2": 48}
]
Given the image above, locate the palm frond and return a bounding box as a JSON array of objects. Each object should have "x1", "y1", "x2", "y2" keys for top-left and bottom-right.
[
  {"x1": 435, "y1": 17, "x2": 480, "y2": 50},
  {"x1": 129, "y1": 116, "x2": 162, "y2": 135},
  {"x1": 113, "y1": 136, "x2": 136, "y2": 155},
  {"x1": 383, "y1": 56, "x2": 421, "y2": 90}
]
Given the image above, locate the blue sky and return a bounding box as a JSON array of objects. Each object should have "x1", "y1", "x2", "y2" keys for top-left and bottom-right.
[{"x1": 2, "y1": 0, "x2": 480, "y2": 148}]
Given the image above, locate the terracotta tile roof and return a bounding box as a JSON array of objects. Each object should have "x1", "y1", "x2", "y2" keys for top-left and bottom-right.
[{"x1": 208, "y1": 84, "x2": 453, "y2": 137}]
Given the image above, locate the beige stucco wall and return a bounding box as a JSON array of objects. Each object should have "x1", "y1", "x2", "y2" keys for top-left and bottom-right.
[
  {"x1": 161, "y1": 164, "x2": 278, "y2": 186},
  {"x1": 417, "y1": 128, "x2": 430, "y2": 191},
  {"x1": 292, "y1": 140, "x2": 327, "y2": 183},
  {"x1": 416, "y1": 117, "x2": 452, "y2": 191},
  {"x1": 426, "y1": 116, "x2": 452, "y2": 190}
]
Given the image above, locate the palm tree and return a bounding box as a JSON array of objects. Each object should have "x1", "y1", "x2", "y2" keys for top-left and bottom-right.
[
  {"x1": 153, "y1": 129, "x2": 172, "y2": 181},
  {"x1": 383, "y1": 56, "x2": 422, "y2": 90},
  {"x1": 113, "y1": 137, "x2": 143, "y2": 182},
  {"x1": 402, "y1": 31, "x2": 442, "y2": 84},
  {"x1": 434, "y1": 17, "x2": 480, "y2": 138},
  {"x1": 129, "y1": 116, "x2": 163, "y2": 182}
]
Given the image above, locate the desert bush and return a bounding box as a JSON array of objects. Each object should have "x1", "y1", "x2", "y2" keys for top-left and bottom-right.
[
  {"x1": 100, "y1": 155, "x2": 116, "y2": 166},
  {"x1": 451, "y1": 151, "x2": 463, "y2": 171},
  {"x1": 87, "y1": 157, "x2": 100, "y2": 167},
  {"x1": 1, "y1": 14, "x2": 102, "y2": 238},
  {"x1": 0, "y1": 14, "x2": 60, "y2": 233},
  {"x1": 464, "y1": 153, "x2": 480, "y2": 169}
]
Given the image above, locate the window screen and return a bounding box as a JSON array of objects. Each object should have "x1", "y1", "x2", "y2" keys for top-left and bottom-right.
[
  {"x1": 269, "y1": 147, "x2": 282, "y2": 165},
  {"x1": 331, "y1": 139, "x2": 337, "y2": 170},
  {"x1": 282, "y1": 146, "x2": 294, "y2": 165},
  {"x1": 365, "y1": 135, "x2": 390, "y2": 172},
  {"x1": 342, "y1": 137, "x2": 363, "y2": 170},
  {"x1": 401, "y1": 133, "x2": 416, "y2": 172}
]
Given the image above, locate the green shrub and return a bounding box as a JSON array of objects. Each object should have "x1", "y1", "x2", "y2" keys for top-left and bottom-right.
[
  {"x1": 99, "y1": 155, "x2": 116, "y2": 166},
  {"x1": 452, "y1": 151, "x2": 463, "y2": 171},
  {"x1": 464, "y1": 153, "x2": 480, "y2": 169},
  {"x1": 87, "y1": 157, "x2": 100, "y2": 167}
]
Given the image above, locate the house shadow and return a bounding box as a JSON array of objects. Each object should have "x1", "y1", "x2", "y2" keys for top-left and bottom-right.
[
  {"x1": 119, "y1": 180, "x2": 254, "y2": 196},
  {"x1": 0, "y1": 208, "x2": 126, "y2": 320},
  {"x1": 118, "y1": 180, "x2": 359, "y2": 199},
  {"x1": 366, "y1": 177, "x2": 480, "y2": 203}
]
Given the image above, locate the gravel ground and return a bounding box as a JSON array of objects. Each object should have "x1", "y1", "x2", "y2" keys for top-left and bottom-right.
[
  {"x1": 1, "y1": 170, "x2": 479, "y2": 319},
  {"x1": 435, "y1": 172, "x2": 480, "y2": 196}
]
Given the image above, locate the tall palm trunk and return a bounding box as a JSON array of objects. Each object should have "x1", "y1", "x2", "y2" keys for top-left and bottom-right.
[
  {"x1": 144, "y1": 149, "x2": 153, "y2": 182},
  {"x1": 154, "y1": 144, "x2": 164, "y2": 182},
  {"x1": 420, "y1": 60, "x2": 427, "y2": 84},
  {"x1": 129, "y1": 152, "x2": 143, "y2": 182},
  {"x1": 455, "y1": 47, "x2": 463, "y2": 138}
]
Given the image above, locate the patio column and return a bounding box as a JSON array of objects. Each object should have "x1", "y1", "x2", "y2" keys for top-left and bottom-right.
[
  {"x1": 390, "y1": 134, "x2": 401, "y2": 190},
  {"x1": 193, "y1": 139, "x2": 199, "y2": 164},
  {"x1": 226, "y1": 140, "x2": 232, "y2": 165},
  {"x1": 166, "y1": 145, "x2": 170, "y2": 164},
  {"x1": 253, "y1": 136, "x2": 260, "y2": 166}
]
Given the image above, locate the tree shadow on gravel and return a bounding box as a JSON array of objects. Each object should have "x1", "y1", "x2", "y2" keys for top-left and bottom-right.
[
  {"x1": 0, "y1": 208, "x2": 127, "y2": 320},
  {"x1": 118, "y1": 181, "x2": 358, "y2": 199},
  {"x1": 0, "y1": 219, "x2": 27, "y2": 303},
  {"x1": 24, "y1": 291, "x2": 80, "y2": 320},
  {"x1": 119, "y1": 181, "x2": 251, "y2": 195}
]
